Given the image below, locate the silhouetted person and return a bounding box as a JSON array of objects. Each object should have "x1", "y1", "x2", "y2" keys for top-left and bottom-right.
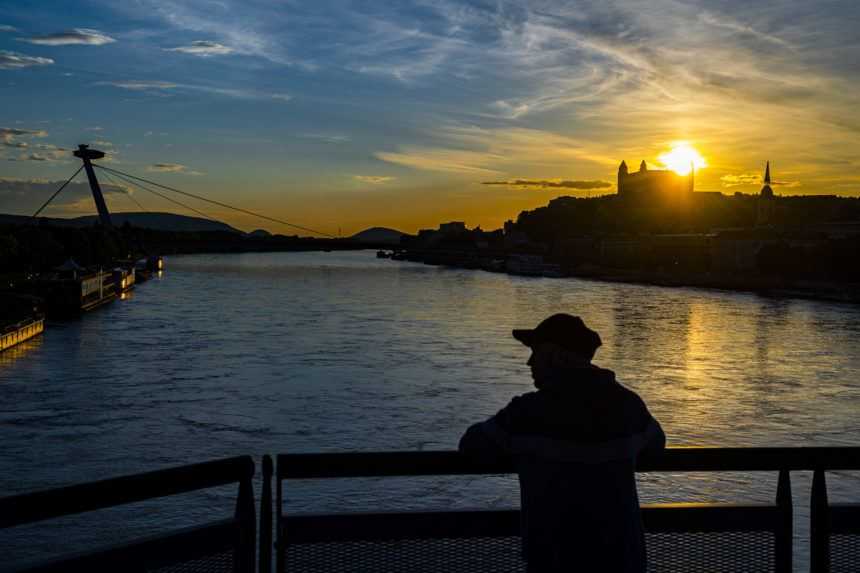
[{"x1": 459, "y1": 313, "x2": 665, "y2": 573}]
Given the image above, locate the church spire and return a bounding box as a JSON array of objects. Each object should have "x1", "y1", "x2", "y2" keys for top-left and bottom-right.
[{"x1": 764, "y1": 161, "x2": 771, "y2": 184}]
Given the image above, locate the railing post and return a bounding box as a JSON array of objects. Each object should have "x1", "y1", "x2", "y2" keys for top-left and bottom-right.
[
  {"x1": 276, "y1": 457, "x2": 284, "y2": 573},
  {"x1": 234, "y1": 458, "x2": 256, "y2": 573},
  {"x1": 260, "y1": 455, "x2": 273, "y2": 573},
  {"x1": 811, "y1": 469, "x2": 830, "y2": 573},
  {"x1": 776, "y1": 469, "x2": 792, "y2": 573}
]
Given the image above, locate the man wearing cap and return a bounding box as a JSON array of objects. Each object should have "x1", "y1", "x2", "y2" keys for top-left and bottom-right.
[{"x1": 459, "y1": 313, "x2": 665, "y2": 573}]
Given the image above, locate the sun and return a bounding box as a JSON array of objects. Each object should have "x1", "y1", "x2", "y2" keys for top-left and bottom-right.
[{"x1": 658, "y1": 142, "x2": 707, "y2": 176}]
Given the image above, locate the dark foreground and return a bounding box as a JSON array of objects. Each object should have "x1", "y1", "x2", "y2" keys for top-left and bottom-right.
[{"x1": 2, "y1": 447, "x2": 859, "y2": 573}]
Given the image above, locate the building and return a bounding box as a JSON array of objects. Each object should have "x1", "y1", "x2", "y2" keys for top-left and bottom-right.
[
  {"x1": 756, "y1": 161, "x2": 775, "y2": 227},
  {"x1": 617, "y1": 160, "x2": 694, "y2": 200}
]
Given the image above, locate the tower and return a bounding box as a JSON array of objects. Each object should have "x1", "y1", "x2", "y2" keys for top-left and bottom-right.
[
  {"x1": 73, "y1": 144, "x2": 112, "y2": 227},
  {"x1": 756, "y1": 161, "x2": 774, "y2": 226},
  {"x1": 618, "y1": 160, "x2": 628, "y2": 195},
  {"x1": 639, "y1": 160, "x2": 648, "y2": 172}
]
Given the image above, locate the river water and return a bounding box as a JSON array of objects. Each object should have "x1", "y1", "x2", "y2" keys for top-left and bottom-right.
[{"x1": 2, "y1": 250, "x2": 860, "y2": 570}]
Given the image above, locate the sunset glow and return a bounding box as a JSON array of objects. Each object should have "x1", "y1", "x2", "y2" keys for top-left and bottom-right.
[{"x1": 658, "y1": 143, "x2": 707, "y2": 176}]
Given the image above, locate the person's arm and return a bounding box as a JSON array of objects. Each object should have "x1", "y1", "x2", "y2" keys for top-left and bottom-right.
[
  {"x1": 458, "y1": 396, "x2": 527, "y2": 462},
  {"x1": 639, "y1": 415, "x2": 666, "y2": 455},
  {"x1": 458, "y1": 418, "x2": 513, "y2": 462}
]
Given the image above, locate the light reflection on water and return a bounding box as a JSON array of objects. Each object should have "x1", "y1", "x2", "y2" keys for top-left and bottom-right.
[{"x1": 1, "y1": 250, "x2": 859, "y2": 569}]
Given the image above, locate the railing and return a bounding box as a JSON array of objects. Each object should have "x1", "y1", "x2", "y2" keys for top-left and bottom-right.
[
  {"x1": 2, "y1": 449, "x2": 859, "y2": 572},
  {"x1": 264, "y1": 447, "x2": 860, "y2": 573},
  {"x1": 0, "y1": 456, "x2": 256, "y2": 573}
]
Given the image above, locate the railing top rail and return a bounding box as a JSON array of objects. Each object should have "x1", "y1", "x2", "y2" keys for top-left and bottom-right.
[
  {"x1": 0, "y1": 455, "x2": 254, "y2": 529},
  {"x1": 276, "y1": 447, "x2": 860, "y2": 479}
]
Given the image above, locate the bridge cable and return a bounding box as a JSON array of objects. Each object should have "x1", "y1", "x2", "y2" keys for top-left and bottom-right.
[
  {"x1": 102, "y1": 168, "x2": 218, "y2": 223},
  {"x1": 31, "y1": 165, "x2": 84, "y2": 220},
  {"x1": 99, "y1": 169, "x2": 148, "y2": 213},
  {"x1": 94, "y1": 164, "x2": 336, "y2": 238}
]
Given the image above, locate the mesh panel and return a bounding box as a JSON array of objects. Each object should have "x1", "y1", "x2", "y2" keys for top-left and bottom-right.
[
  {"x1": 285, "y1": 537, "x2": 526, "y2": 573},
  {"x1": 283, "y1": 532, "x2": 778, "y2": 573},
  {"x1": 647, "y1": 531, "x2": 775, "y2": 573},
  {"x1": 147, "y1": 549, "x2": 235, "y2": 573},
  {"x1": 830, "y1": 533, "x2": 860, "y2": 573}
]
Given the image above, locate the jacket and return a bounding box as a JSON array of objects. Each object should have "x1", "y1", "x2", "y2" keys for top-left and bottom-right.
[{"x1": 459, "y1": 365, "x2": 665, "y2": 573}]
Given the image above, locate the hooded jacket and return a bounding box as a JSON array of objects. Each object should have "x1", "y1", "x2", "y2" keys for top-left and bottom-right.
[{"x1": 459, "y1": 365, "x2": 665, "y2": 573}]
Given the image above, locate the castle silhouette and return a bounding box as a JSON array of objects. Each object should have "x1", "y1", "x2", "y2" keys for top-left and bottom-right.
[{"x1": 617, "y1": 160, "x2": 694, "y2": 198}]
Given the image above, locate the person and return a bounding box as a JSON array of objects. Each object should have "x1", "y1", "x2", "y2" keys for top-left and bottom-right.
[{"x1": 459, "y1": 313, "x2": 665, "y2": 573}]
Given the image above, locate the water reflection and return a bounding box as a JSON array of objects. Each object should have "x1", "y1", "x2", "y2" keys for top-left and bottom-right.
[{"x1": 0, "y1": 335, "x2": 43, "y2": 368}]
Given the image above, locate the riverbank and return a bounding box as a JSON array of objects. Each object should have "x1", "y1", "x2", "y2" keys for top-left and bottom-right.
[{"x1": 384, "y1": 249, "x2": 860, "y2": 304}]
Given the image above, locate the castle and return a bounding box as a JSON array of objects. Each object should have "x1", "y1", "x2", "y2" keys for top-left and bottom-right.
[{"x1": 617, "y1": 160, "x2": 694, "y2": 199}]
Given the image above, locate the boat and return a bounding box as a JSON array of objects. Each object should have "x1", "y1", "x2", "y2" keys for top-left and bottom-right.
[
  {"x1": 376, "y1": 250, "x2": 392, "y2": 259},
  {"x1": 0, "y1": 295, "x2": 45, "y2": 352}
]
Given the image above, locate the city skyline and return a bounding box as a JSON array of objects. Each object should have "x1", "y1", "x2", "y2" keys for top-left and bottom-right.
[{"x1": 2, "y1": 1, "x2": 859, "y2": 235}]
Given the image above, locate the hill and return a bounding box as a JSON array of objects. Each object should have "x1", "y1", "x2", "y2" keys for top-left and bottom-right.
[
  {"x1": 349, "y1": 227, "x2": 410, "y2": 245},
  {"x1": 0, "y1": 212, "x2": 242, "y2": 234}
]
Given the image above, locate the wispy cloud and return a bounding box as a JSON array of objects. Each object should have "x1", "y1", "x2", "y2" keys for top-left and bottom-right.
[
  {"x1": 20, "y1": 28, "x2": 116, "y2": 46},
  {"x1": 0, "y1": 127, "x2": 48, "y2": 138},
  {"x1": 721, "y1": 173, "x2": 801, "y2": 188},
  {"x1": 100, "y1": 79, "x2": 290, "y2": 102},
  {"x1": 147, "y1": 162, "x2": 203, "y2": 175},
  {"x1": 0, "y1": 25, "x2": 17, "y2": 33},
  {"x1": 302, "y1": 133, "x2": 350, "y2": 143},
  {"x1": 482, "y1": 179, "x2": 611, "y2": 190},
  {"x1": 165, "y1": 40, "x2": 234, "y2": 56},
  {"x1": 354, "y1": 175, "x2": 395, "y2": 184},
  {"x1": 102, "y1": 80, "x2": 179, "y2": 91},
  {"x1": 376, "y1": 125, "x2": 617, "y2": 176},
  {"x1": 0, "y1": 50, "x2": 54, "y2": 69},
  {"x1": 0, "y1": 177, "x2": 130, "y2": 214}
]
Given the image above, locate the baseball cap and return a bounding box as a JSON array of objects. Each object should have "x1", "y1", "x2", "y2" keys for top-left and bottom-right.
[{"x1": 512, "y1": 313, "x2": 602, "y2": 358}]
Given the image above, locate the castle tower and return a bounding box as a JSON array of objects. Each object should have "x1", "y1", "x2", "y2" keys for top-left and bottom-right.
[
  {"x1": 639, "y1": 160, "x2": 648, "y2": 172},
  {"x1": 618, "y1": 160, "x2": 628, "y2": 195}
]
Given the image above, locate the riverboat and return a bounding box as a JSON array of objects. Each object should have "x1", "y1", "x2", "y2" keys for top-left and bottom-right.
[
  {"x1": 21, "y1": 261, "x2": 117, "y2": 317},
  {"x1": 0, "y1": 316, "x2": 44, "y2": 353}
]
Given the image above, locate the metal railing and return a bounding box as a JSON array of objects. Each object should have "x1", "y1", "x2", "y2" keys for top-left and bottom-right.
[
  {"x1": 264, "y1": 447, "x2": 860, "y2": 573},
  {"x1": 3, "y1": 448, "x2": 860, "y2": 572},
  {"x1": 0, "y1": 456, "x2": 256, "y2": 573}
]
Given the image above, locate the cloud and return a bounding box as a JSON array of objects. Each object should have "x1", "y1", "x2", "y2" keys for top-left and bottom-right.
[
  {"x1": 99, "y1": 79, "x2": 290, "y2": 102},
  {"x1": 482, "y1": 179, "x2": 612, "y2": 190},
  {"x1": 20, "y1": 28, "x2": 116, "y2": 46},
  {"x1": 0, "y1": 177, "x2": 130, "y2": 214},
  {"x1": 84, "y1": 126, "x2": 104, "y2": 132},
  {"x1": 0, "y1": 50, "x2": 54, "y2": 69},
  {"x1": 354, "y1": 175, "x2": 395, "y2": 184},
  {"x1": 146, "y1": 163, "x2": 203, "y2": 175},
  {"x1": 0, "y1": 127, "x2": 48, "y2": 138},
  {"x1": 303, "y1": 133, "x2": 350, "y2": 143},
  {"x1": 0, "y1": 25, "x2": 16, "y2": 33},
  {"x1": 720, "y1": 173, "x2": 760, "y2": 187},
  {"x1": 721, "y1": 173, "x2": 801, "y2": 188},
  {"x1": 91, "y1": 140, "x2": 113, "y2": 147},
  {"x1": 165, "y1": 40, "x2": 234, "y2": 56},
  {"x1": 102, "y1": 80, "x2": 178, "y2": 91},
  {"x1": 375, "y1": 124, "x2": 617, "y2": 176}
]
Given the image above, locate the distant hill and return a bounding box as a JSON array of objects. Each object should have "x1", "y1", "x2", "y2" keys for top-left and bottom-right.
[
  {"x1": 0, "y1": 212, "x2": 242, "y2": 234},
  {"x1": 350, "y1": 227, "x2": 410, "y2": 245}
]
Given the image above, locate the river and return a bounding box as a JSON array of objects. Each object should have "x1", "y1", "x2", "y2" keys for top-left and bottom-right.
[{"x1": 2, "y1": 250, "x2": 860, "y2": 570}]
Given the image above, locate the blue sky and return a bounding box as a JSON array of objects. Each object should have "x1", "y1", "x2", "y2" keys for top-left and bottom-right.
[{"x1": 2, "y1": 1, "x2": 859, "y2": 234}]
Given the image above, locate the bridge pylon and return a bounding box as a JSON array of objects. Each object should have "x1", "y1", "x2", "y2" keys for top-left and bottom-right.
[{"x1": 73, "y1": 144, "x2": 112, "y2": 228}]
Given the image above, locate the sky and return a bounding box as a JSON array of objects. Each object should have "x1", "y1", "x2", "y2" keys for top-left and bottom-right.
[{"x1": 1, "y1": 0, "x2": 859, "y2": 236}]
